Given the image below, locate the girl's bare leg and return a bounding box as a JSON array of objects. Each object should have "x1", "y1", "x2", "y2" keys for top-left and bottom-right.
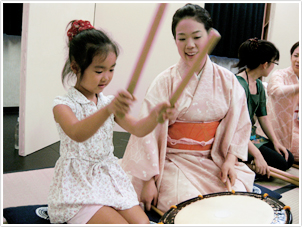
[
  {"x1": 86, "y1": 206, "x2": 128, "y2": 224},
  {"x1": 118, "y1": 205, "x2": 150, "y2": 224}
]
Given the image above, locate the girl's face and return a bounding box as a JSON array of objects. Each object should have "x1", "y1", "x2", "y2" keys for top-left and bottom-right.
[
  {"x1": 291, "y1": 46, "x2": 299, "y2": 77},
  {"x1": 75, "y1": 51, "x2": 117, "y2": 100},
  {"x1": 175, "y1": 18, "x2": 209, "y2": 71}
]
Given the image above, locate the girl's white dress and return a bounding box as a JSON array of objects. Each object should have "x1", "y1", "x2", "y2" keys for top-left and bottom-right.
[{"x1": 47, "y1": 87, "x2": 139, "y2": 224}]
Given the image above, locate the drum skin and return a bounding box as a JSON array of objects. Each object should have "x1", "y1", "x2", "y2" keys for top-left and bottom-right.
[{"x1": 159, "y1": 192, "x2": 292, "y2": 224}]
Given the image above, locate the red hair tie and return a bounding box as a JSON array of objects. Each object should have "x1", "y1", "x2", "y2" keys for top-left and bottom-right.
[{"x1": 67, "y1": 20, "x2": 94, "y2": 41}]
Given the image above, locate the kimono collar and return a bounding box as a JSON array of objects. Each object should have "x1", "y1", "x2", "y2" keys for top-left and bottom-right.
[
  {"x1": 176, "y1": 55, "x2": 213, "y2": 80},
  {"x1": 68, "y1": 87, "x2": 101, "y2": 104}
]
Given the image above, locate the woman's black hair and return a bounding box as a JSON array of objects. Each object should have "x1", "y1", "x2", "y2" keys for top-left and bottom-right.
[
  {"x1": 290, "y1": 41, "x2": 299, "y2": 56},
  {"x1": 171, "y1": 3, "x2": 213, "y2": 39},
  {"x1": 62, "y1": 21, "x2": 119, "y2": 86},
  {"x1": 234, "y1": 38, "x2": 280, "y2": 72}
]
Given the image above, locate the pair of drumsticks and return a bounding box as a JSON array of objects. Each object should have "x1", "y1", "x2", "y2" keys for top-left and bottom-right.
[{"x1": 246, "y1": 164, "x2": 299, "y2": 187}]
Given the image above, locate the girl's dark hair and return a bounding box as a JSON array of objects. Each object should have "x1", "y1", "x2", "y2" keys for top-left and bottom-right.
[
  {"x1": 62, "y1": 21, "x2": 119, "y2": 86},
  {"x1": 290, "y1": 41, "x2": 299, "y2": 55},
  {"x1": 234, "y1": 38, "x2": 280, "y2": 72},
  {"x1": 171, "y1": 3, "x2": 213, "y2": 39}
]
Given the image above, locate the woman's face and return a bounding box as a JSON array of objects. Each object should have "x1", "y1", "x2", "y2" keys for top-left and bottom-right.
[
  {"x1": 175, "y1": 18, "x2": 209, "y2": 70},
  {"x1": 291, "y1": 46, "x2": 299, "y2": 77}
]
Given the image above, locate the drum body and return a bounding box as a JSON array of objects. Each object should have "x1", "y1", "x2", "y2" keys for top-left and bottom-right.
[{"x1": 159, "y1": 192, "x2": 292, "y2": 224}]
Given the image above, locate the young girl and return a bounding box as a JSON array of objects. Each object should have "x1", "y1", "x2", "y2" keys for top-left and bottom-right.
[
  {"x1": 234, "y1": 38, "x2": 294, "y2": 178},
  {"x1": 47, "y1": 20, "x2": 174, "y2": 224}
]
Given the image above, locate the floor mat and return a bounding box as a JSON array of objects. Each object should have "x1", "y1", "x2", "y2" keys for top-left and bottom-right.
[{"x1": 3, "y1": 166, "x2": 299, "y2": 224}]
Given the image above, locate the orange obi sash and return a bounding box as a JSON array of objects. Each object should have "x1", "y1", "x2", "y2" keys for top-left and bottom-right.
[{"x1": 167, "y1": 121, "x2": 220, "y2": 150}]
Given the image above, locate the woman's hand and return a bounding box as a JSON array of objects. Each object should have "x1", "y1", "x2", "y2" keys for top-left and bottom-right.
[
  {"x1": 220, "y1": 153, "x2": 237, "y2": 186},
  {"x1": 273, "y1": 142, "x2": 289, "y2": 161},
  {"x1": 253, "y1": 156, "x2": 270, "y2": 177},
  {"x1": 140, "y1": 177, "x2": 158, "y2": 211},
  {"x1": 107, "y1": 90, "x2": 134, "y2": 116}
]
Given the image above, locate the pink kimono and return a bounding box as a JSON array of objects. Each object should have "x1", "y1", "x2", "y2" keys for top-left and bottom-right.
[
  {"x1": 121, "y1": 57, "x2": 255, "y2": 212},
  {"x1": 266, "y1": 66, "x2": 299, "y2": 162}
]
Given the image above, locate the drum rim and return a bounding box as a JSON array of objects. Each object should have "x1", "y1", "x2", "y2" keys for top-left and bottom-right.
[{"x1": 159, "y1": 191, "x2": 292, "y2": 224}]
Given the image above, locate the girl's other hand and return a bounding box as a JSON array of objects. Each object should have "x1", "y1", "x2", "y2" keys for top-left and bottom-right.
[
  {"x1": 154, "y1": 102, "x2": 176, "y2": 123},
  {"x1": 107, "y1": 90, "x2": 134, "y2": 116}
]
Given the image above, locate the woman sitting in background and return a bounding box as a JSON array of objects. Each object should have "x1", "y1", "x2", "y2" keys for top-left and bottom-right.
[
  {"x1": 234, "y1": 38, "x2": 294, "y2": 178},
  {"x1": 266, "y1": 41, "x2": 299, "y2": 163}
]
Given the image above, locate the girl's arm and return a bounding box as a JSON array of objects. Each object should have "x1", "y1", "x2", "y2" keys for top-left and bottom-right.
[
  {"x1": 53, "y1": 90, "x2": 134, "y2": 142},
  {"x1": 115, "y1": 101, "x2": 174, "y2": 137},
  {"x1": 258, "y1": 115, "x2": 289, "y2": 160}
]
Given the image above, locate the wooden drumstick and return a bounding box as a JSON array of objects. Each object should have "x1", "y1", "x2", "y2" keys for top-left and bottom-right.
[
  {"x1": 268, "y1": 166, "x2": 299, "y2": 182},
  {"x1": 270, "y1": 171, "x2": 299, "y2": 186},
  {"x1": 151, "y1": 205, "x2": 164, "y2": 216},
  {"x1": 157, "y1": 29, "x2": 221, "y2": 123},
  {"x1": 226, "y1": 177, "x2": 233, "y2": 192},
  {"x1": 116, "y1": 3, "x2": 167, "y2": 119},
  {"x1": 127, "y1": 3, "x2": 167, "y2": 94}
]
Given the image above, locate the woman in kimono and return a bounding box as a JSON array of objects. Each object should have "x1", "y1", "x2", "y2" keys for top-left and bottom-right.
[
  {"x1": 121, "y1": 3, "x2": 255, "y2": 213},
  {"x1": 266, "y1": 42, "x2": 299, "y2": 163}
]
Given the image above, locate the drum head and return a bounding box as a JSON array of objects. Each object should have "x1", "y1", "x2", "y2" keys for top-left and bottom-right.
[{"x1": 159, "y1": 192, "x2": 292, "y2": 224}]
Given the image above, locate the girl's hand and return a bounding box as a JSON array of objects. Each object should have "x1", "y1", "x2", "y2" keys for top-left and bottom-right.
[
  {"x1": 253, "y1": 156, "x2": 270, "y2": 177},
  {"x1": 107, "y1": 90, "x2": 134, "y2": 116},
  {"x1": 153, "y1": 102, "x2": 176, "y2": 123},
  {"x1": 140, "y1": 178, "x2": 158, "y2": 211},
  {"x1": 273, "y1": 142, "x2": 289, "y2": 161},
  {"x1": 220, "y1": 153, "x2": 237, "y2": 186}
]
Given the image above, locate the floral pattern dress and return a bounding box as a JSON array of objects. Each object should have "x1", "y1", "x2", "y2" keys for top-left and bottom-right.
[{"x1": 48, "y1": 87, "x2": 139, "y2": 224}]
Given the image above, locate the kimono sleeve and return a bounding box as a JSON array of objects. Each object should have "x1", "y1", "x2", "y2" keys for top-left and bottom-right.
[{"x1": 212, "y1": 73, "x2": 251, "y2": 163}]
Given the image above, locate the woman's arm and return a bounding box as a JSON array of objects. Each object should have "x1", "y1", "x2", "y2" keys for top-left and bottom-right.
[
  {"x1": 258, "y1": 115, "x2": 289, "y2": 160},
  {"x1": 115, "y1": 101, "x2": 174, "y2": 137},
  {"x1": 53, "y1": 90, "x2": 134, "y2": 142},
  {"x1": 220, "y1": 153, "x2": 237, "y2": 185},
  {"x1": 248, "y1": 140, "x2": 270, "y2": 177},
  {"x1": 140, "y1": 177, "x2": 158, "y2": 211}
]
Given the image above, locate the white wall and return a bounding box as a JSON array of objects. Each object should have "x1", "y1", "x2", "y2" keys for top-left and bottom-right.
[
  {"x1": 3, "y1": 34, "x2": 21, "y2": 107},
  {"x1": 17, "y1": 2, "x2": 299, "y2": 156},
  {"x1": 264, "y1": 2, "x2": 300, "y2": 82},
  {"x1": 19, "y1": 3, "x2": 95, "y2": 156}
]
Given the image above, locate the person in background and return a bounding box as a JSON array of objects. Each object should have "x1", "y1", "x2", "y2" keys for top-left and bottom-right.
[
  {"x1": 266, "y1": 41, "x2": 299, "y2": 163},
  {"x1": 47, "y1": 20, "x2": 174, "y2": 224},
  {"x1": 121, "y1": 4, "x2": 255, "y2": 213},
  {"x1": 234, "y1": 38, "x2": 294, "y2": 179}
]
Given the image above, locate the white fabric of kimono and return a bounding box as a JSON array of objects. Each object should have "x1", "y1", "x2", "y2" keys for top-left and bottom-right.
[{"x1": 121, "y1": 57, "x2": 255, "y2": 212}]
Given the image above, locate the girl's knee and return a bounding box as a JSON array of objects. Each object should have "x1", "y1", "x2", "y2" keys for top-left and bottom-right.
[{"x1": 136, "y1": 216, "x2": 150, "y2": 224}]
